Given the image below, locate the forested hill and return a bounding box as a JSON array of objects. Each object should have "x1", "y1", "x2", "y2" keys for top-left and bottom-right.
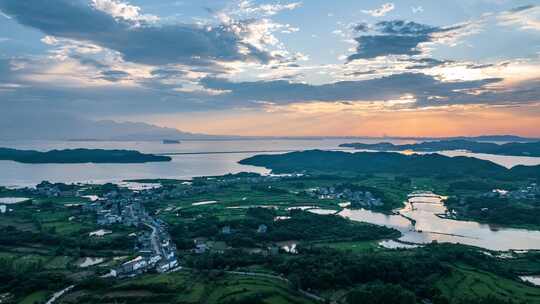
[
  {"x1": 240, "y1": 150, "x2": 540, "y2": 179},
  {"x1": 340, "y1": 140, "x2": 540, "y2": 157},
  {"x1": 0, "y1": 148, "x2": 171, "y2": 164}
]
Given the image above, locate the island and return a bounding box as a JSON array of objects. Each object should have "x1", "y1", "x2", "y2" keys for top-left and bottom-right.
[
  {"x1": 162, "y1": 139, "x2": 181, "y2": 144},
  {"x1": 240, "y1": 150, "x2": 540, "y2": 230},
  {"x1": 339, "y1": 139, "x2": 540, "y2": 157},
  {"x1": 0, "y1": 148, "x2": 172, "y2": 164},
  {"x1": 239, "y1": 149, "x2": 540, "y2": 179}
]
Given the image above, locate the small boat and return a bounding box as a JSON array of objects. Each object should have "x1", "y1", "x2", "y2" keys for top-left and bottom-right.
[{"x1": 162, "y1": 139, "x2": 181, "y2": 144}]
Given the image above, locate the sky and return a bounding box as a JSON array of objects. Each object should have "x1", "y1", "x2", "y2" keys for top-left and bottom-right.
[{"x1": 0, "y1": 0, "x2": 539, "y2": 137}]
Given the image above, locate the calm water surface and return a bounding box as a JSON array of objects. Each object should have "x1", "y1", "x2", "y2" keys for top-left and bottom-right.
[
  {"x1": 340, "y1": 196, "x2": 540, "y2": 251},
  {"x1": 1, "y1": 139, "x2": 539, "y2": 187},
  {"x1": 2, "y1": 140, "x2": 540, "y2": 251}
]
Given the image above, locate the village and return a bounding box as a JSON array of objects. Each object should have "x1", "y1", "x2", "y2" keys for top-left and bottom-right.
[
  {"x1": 480, "y1": 183, "x2": 540, "y2": 200},
  {"x1": 83, "y1": 191, "x2": 179, "y2": 277},
  {"x1": 307, "y1": 185, "x2": 384, "y2": 208},
  {"x1": 8, "y1": 174, "x2": 304, "y2": 278}
]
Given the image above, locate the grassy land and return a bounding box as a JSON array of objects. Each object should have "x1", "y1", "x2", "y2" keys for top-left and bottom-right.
[
  {"x1": 311, "y1": 240, "x2": 380, "y2": 253},
  {"x1": 64, "y1": 271, "x2": 316, "y2": 304},
  {"x1": 436, "y1": 265, "x2": 540, "y2": 303},
  {"x1": 19, "y1": 290, "x2": 49, "y2": 304},
  {"x1": 3, "y1": 175, "x2": 540, "y2": 304}
]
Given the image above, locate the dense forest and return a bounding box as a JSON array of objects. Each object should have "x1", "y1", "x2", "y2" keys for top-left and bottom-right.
[{"x1": 240, "y1": 150, "x2": 540, "y2": 179}]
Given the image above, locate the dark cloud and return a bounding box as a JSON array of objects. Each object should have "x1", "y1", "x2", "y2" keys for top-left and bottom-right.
[
  {"x1": 150, "y1": 68, "x2": 186, "y2": 79},
  {"x1": 345, "y1": 70, "x2": 378, "y2": 76},
  {"x1": 375, "y1": 20, "x2": 440, "y2": 35},
  {"x1": 0, "y1": 0, "x2": 273, "y2": 66},
  {"x1": 466, "y1": 63, "x2": 496, "y2": 69},
  {"x1": 1, "y1": 60, "x2": 538, "y2": 119},
  {"x1": 353, "y1": 22, "x2": 370, "y2": 32},
  {"x1": 347, "y1": 20, "x2": 466, "y2": 61},
  {"x1": 405, "y1": 58, "x2": 452, "y2": 69},
  {"x1": 348, "y1": 35, "x2": 427, "y2": 60},
  {"x1": 201, "y1": 73, "x2": 504, "y2": 106},
  {"x1": 509, "y1": 5, "x2": 535, "y2": 13},
  {"x1": 99, "y1": 70, "x2": 130, "y2": 82},
  {"x1": 71, "y1": 55, "x2": 110, "y2": 70}
]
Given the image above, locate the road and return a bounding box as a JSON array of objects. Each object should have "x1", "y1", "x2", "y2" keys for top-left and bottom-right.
[
  {"x1": 45, "y1": 285, "x2": 75, "y2": 304},
  {"x1": 144, "y1": 222, "x2": 164, "y2": 258}
]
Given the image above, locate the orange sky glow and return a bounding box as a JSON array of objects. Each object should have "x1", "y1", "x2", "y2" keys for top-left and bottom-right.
[{"x1": 141, "y1": 102, "x2": 540, "y2": 137}]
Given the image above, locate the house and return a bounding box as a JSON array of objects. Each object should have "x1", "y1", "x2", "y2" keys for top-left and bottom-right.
[
  {"x1": 257, "y1": 224, "x2": 268, "y2": 234},
  {"x1": 97, "y1": 213, "x2": 122, "y2": 226},
  {"x1": 89, "y1": 229, "x2": 113, "y2": 237},
  {"x1": 194, "y1": 243, "x2": 208, "y2": 254},
  {"x1": 116, "y1": 256, "x2": 149, "y2": 277},
  {"x1": 221, "y1": 225, "x2": 231, "y2": 234}
]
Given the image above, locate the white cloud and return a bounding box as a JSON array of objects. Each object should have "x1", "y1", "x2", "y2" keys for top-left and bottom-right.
[
  {"x1": 236, "y1": 0, "x2": 302, "y2": 17},
  {"x1": 91, "y1": 0, "x2": 159, "y2": 24},
  {"x1": 498, "y1": 5, "x2": 540, "y2": 32},
  {"x1": 412, "y1": 6, "x2": 424, "y2": 14},
  {"x1": 214, "y1": 1, "x2": 303, "y2": 65},
  {"x1": 362, "y1": 3, "x2": 395, "y2": 17},
  {"x1": 0, "y1": 9, "x2": 10, "y2": 19},
  {"x1": 41, "y1": 36, "x2": 59, "y2": 45}
]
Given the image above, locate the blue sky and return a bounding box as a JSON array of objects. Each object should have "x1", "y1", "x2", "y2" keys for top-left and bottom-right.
[{"x1": 0, "y1": 0, "x2": 539, "y2": 136}]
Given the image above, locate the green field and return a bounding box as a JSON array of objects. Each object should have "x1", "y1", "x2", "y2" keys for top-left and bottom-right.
[
  {"x1": 63, "y1": 271, "x2": 315, "y2": 304},
  {"x1": 437, "y1": 265, "x2": 540, "y2": 303},
  {"x1": 312, "y1": 240, "x2": 380, "y2": 253}
]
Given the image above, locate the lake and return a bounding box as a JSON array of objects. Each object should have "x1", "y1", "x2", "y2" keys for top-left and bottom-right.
[
  {"x1": 2, "y1": 139, "x2": 540, "y2": 251},
  {"x1": 340, "y1": 195, "x2": 540, "y2": 251},
  {"x1": 1, "y1": 139, "x2": 540, "y2": 187}
]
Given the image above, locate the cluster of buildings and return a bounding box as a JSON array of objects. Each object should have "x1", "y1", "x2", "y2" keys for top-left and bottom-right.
[
  {"x1": 83, "y1": 195, "x2": 149, "y2": 227},
  {"x1": 133, "y1": 174, "x2": 294, "y2": 202},
  {"x1": 32, "y1": 181, "x2": 78, "y2": 198},
  {"x1": 83, "y1": 191, "x2": 178, "y2": 278},
  {"x1": 308, "y1": 186, "x2": 383, "y2": 208},
  {"x1": 114, "y1": 219, "x2": 178, "y2": 277},
  {"x1": 481, "y1": 183, "x2": 539, "y2": 200}
]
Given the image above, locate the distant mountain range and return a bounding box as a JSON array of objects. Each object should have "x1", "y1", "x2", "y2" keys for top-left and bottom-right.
[
  {"x1": 340, "y1": 140, "x2": 540, "y2": 157},
  {"x1": 0, "y1": 112, "x2": 537, "y2": 142},
  {"x1": 0, "y1": 114, "x2": 220, "y2": 141},
  {"x1": 394, "y1": 135, "x2": 539, "y2": 142}
]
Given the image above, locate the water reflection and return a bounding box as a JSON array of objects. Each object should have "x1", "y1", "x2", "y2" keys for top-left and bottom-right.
[
  {"x1": 340, "y1": 194, "x2": 540, "y2": 251},
  {"x1": 1, "y1": 139, "x2": 539, "y2": 187}
]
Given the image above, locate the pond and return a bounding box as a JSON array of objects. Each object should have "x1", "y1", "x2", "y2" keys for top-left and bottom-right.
[
  {"x1": 520, "y1": 276, "x2": 540, "y2": 286},
  {"x1": 79, "y1": 257, "x2": 105, "y2": 268},
  {"x1": 340, "y1": 193, "x2": 540, "y2": 251},
  {"x1": 192, "y1": 200, "x2": 218, "y2": 206},
  {"x1": 307, "y1": 208, "x2": 339, "y2": 215},
  {"x1": 0, "y1": 197, "x2": 30, "y2": 204}
]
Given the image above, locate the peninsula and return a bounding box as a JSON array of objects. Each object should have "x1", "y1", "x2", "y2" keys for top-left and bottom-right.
[
  {"x1": 239, "y1": 150, "x2": 540, "y2": 179},
  {"x1": 339, "y1": 140, "x2": 540, "y2": 157},
  {"x1": 0, "y1": 148, "x2": 172, "y2": 164}
]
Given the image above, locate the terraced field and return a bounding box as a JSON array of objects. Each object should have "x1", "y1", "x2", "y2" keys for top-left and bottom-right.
[
  {"x1": 436, "y1": 265, "x2": 540, "y2": 303},
  {"x1": 61, "y1": 271, "x2": 315, "y2": 304}
]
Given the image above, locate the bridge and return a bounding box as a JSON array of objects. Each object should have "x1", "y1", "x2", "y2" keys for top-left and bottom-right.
[
  {"x1": 407, "y1": 192, "x2": 445, "y2": 207},
  {"x1": 407, "y1": 191, "x2": 443, "y2": 200},
  {"x1": 157, "y1": 148, "x2": 351, "y2": 156}
]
